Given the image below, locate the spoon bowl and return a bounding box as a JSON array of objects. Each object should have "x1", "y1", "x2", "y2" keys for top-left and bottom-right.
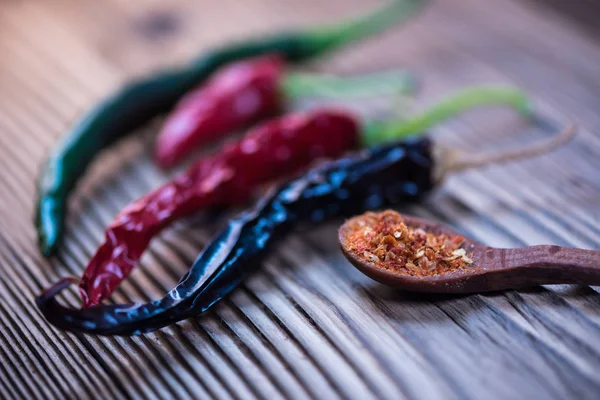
[{"x1": 339, "y1": 213, "x2": 600, "y2": 293}]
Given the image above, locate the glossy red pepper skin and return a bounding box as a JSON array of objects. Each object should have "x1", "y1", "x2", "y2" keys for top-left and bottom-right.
[
  {"x1": 154, "y1": 54, "x2": 286, "y2": 168},
  {"x1": 80, "y1": 109, "x2": 359, "y2": 307}
]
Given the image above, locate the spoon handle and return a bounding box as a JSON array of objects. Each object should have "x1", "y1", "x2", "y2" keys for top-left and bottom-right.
[{"x1": 494, "y1": 245, "x2": 600, "y2": 286}]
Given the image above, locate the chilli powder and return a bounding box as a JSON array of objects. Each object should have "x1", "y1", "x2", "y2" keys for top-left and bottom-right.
[{"x1": 343, "y1": 210, "x2": 474, "y2": 277}]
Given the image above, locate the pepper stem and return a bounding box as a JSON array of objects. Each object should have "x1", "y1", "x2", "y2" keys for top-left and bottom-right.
[
  {"x1": 434, "y1": 125, "x2": 576, "y2": 182},
  {"x1": 282, "y1": 69, "x2": 415, "y2": 99},
  {"x1": 361, "y1": 85, "x2": 534, "y2": 147},
  {"x1": 304, "y1": 0, "x2": 428, "y2": 55}
]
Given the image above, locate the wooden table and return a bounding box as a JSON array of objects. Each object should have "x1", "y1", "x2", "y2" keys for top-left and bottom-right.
[{"x1": 1, "y1": 1, "x2": 599, "y2": 399}]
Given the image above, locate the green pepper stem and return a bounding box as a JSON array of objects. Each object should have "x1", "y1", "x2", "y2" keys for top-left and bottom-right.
[
  {"x1": 361, "y1": 85, "x2": 534, "y2": 147},
  {"x1": 305, "y1": 0, "x2": 428, "y2": 55},
  {"x1": 281, "y1": 70, "x2": 415, "y2": 99}
]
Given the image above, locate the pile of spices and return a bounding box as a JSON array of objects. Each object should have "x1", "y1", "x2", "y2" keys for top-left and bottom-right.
[{"x1": 343, "y1": 210, "x2": 473, "y2": 276}]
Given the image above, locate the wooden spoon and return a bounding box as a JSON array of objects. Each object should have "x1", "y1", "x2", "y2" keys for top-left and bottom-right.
[{"x1": 338, "y1": 213, "x2": 600, "y2": 293}]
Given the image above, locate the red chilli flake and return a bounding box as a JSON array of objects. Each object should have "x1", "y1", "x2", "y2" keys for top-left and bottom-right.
[{"x1": 344, "y1": 210, "x2": 474, "y2": 277}]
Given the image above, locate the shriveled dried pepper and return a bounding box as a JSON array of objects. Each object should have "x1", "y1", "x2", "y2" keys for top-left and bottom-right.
[
  {"x1": 155, "y1": 55, "x2": 413, "y2": 168},
  {"x1": 37, "y1": 125, "x2": 575, "y2": 335},
  {"x1": 79, "y1": 85, "x2": 529, "y2": 307},
  {"x1": 35, "y1": 0, "x2": 427, "y2": 256}
]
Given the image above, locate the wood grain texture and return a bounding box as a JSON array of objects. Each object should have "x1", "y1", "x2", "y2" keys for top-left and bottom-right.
[{"x1": 0, "y1": 0, "x2": 599, "y2": 399}]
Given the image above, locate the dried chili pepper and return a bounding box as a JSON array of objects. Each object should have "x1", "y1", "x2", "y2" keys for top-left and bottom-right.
[
  {"x1": 79, "y1": 85, "x2": 532, "y2": 308},
  {"x1": 35, "y1": 0, "x2": 427, "y2": 256},
  {"x1": 154, "y1": 54, "x2": 285, "y2": 168},
  {"x1": 37, "y1": 125, "x2": 575, "y2": 335},
  {"x1": 155, "y1": 55, "x2": 413, "y2": 168}
]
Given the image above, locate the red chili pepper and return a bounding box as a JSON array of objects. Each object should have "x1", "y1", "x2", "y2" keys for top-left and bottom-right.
[
  {"x1": 79, "y1": 85, "x2": 532, "y2": 307},
  {"x1": 81, "y1": 109, "x2": 359, "y2": 307},
  {"x1": 155, "y1": 54, "x2": 286, "y2": 168}
]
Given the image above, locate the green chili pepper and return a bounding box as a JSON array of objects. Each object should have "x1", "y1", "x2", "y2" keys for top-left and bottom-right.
[
  {"x1": 35, "y1": 0, "x2": 427, "y2": 256},
  {"x1": 361, "y1": 85, "x2": 533, "y2": 146}
]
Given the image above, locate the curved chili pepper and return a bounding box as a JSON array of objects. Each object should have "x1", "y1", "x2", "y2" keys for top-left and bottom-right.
[
  {"x1": 37, "y1": 125, "x2": 575, "y2": 335},
  {"x1": 37, "y1": 139, "x2": 436, "y2": 335},
  {"x1": 81, "y1": 85, "x2": 531, "y2": 307},
  {"x1": 35, "y1": 0, "x2": 428, "y2": 257}
]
